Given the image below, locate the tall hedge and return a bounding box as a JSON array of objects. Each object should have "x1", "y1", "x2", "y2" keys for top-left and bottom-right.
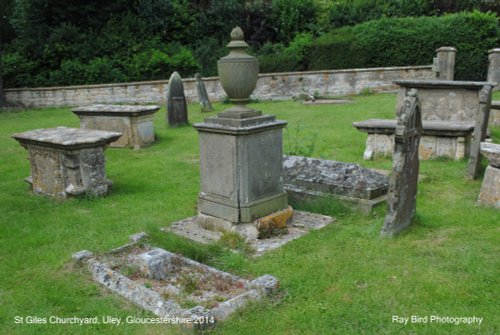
[{"x1": 308, "y1": 11, "x2": 499, "y2": 80}]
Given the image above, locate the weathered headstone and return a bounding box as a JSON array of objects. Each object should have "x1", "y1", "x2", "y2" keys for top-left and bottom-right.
[
  {"x1": 466, "y1": 85, "x2": 492, "y2": 180},
  {"x1": 195, "y1": 73, "x2": 213, "y2": 112},
  {"x1": 166, "y1": 71, "x2": 188, "y2": 126},
  {"x1": 478, "y1": 142, "x2": 500, "y2": 209},
  {"x1": 381, "y1": 89, "x2": 422, "y2": 237}
]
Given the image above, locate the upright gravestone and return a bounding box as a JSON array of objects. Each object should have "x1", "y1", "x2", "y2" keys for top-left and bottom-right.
[
  {"x1": 167, "y1": 71, "x2": 188, "y2": 126},
  {"x1": 466, "y1": 85, "x2": 493, "y2": 180},
  {"x1": 381, "y1": 89, "x2": 422, "y2": 237},
  {"x1": 195, "y1": 73, "x2": 213, "y2": 112}
]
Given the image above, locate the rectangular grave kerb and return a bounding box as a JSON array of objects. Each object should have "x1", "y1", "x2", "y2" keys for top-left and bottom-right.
[{"x1": 73, "y1": 235, "x2": 279, "y2": 332}]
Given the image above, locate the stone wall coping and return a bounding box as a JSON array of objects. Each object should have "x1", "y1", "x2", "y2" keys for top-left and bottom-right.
[
  {"x1": 491, "y1": 101, "x2": 500, "y2": 110},
  {"x1": 353, "y1": 118, "x2": 475, "y2": 136},
  {"x1": 72, "y1": 104, "x2": 160, "y2": 116},
  {"x1": 5, "y1": 65, "x2": 433, "y2": 92},
  {"x1": 12, "y1": 126, "x2": 122, "y2": 150},
  {"x1": 394, "y1": 79, "x2": 497, "y2": 90}
]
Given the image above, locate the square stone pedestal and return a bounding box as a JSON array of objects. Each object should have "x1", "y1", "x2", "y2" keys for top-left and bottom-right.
[
  {"x1": 192, "y1": 106, "x2": 288, "y2": 239},
  {"x1": 72, "y1": 104, "x2": 160, "y2": 149},
  {"x1": 12, "y1": 127, "x2": 121, "y2": 199},
  {"x1": 478, "y1": 142, "x2": 500, "y2": 208}
]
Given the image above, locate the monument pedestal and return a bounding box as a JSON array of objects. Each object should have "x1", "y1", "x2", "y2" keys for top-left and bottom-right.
[{"x1": 193, "y1": 106, "x2": 288, "y2": 239}]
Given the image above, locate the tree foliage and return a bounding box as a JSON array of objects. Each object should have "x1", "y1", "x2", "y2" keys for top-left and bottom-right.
[
  {"x1": 308, "y1": 11, "x2": 499, "y2": 81},
  {"x1": 1, "y1": 0, "x2": 499, "y2": 88}
]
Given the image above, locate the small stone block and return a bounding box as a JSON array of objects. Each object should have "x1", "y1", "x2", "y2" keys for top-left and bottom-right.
[
  {"x1": 136, "y1": 248, "x2": 174, "y2": 280},
  {"x1": 251, "y1": 274, "x2": 280, "y2": 295},
  {"x1": 480, "y1": 142, "x2": 500, "y2": 168},
  {"x1": 72, "y1": 250, "x2": 94, "y2": 264},
  {"x1": 129, "y1": 232, "x2": 148, "y2": 243},
  {"x1": 255, "y1": 206, "x2": 293, "y2": 238}
]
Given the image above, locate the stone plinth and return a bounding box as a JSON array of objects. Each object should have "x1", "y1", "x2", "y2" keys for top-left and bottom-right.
[
  {"x1": 193, "y1": 107, "x2": 288, "y2": 238},
  {"x1": 478, "y1": 142, "x2": 500, "y2": 209},
  {"x1": 167, "y1": 211, "x2": 334, "y2": 256},
  {"x1": 282, "y1": 155, "x2": 388, "y2": 213},
  {"x1": 12, "y1": 127, "x2": 121, "y2": 198},
  {"x1": 353, "y1": 119, "x2": 474, "y2": 160},
  {"x1": 72, "y1": 104, "x2": 160, "y2": 149}
]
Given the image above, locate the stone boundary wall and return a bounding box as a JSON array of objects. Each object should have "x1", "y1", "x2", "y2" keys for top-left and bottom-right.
[{"x1": 5, "y1": 65, "x2": 433, "y2": 108}]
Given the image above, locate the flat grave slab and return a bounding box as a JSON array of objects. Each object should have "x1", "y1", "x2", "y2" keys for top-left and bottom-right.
[
  {"x1": 12, "y1": 127, "x2": 120, "y2": 198},
  {"x1": 167, "y1": 211, "x2": 334, "y2": 257},
  {"x1": 73, "y1": 233, "x2": 279, "y2": 332},
  {"x1": 283, "y1": 155, "x2": 388, "y2": 213},
  {"x1": 72, "y1": 104, "x2": 160, "y2": 149}
]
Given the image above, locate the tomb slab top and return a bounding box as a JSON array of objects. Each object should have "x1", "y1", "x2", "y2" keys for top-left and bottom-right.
[
  {"x1": 12, "y1": 127, "x2": 122, "y2": 149},
  {"x1": 72, "y1": 104, "x2": 160, "y2": 116},
  {"x1": 394, "y1": 79, "x2": 496, "y2": 90},
  {"x1": 283, "y1": 155, "x2": 388, "y2": 200},
  {"x1": 353, "y1": 119, "x2": 474, "y2": 136}
]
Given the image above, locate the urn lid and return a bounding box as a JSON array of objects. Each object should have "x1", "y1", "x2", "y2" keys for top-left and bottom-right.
[{"x1": 220, "y1": 27, "x2": 256, "y2": 61}]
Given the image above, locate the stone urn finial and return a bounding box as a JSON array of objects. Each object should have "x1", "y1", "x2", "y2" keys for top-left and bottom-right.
[{"x1": 217, "y1": 27, "x2": 259, "y2": 105}]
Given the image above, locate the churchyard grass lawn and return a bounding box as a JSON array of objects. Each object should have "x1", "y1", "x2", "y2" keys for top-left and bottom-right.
[{"x1": 1, "y1": 92, "x2": 498, "y2": 334}]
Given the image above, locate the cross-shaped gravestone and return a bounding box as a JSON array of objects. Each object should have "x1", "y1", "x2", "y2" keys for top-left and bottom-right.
[{"x1": 381, "y1": 89, "x2": 422, "y2": 236}]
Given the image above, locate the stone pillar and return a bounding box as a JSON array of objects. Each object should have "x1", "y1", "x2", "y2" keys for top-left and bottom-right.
[
  {"x1": 433, "y1": 47, "x2": 456, "y2": 80},
  {"x1": 488, "y1": 48, "x2": 500, "y2": 91}
]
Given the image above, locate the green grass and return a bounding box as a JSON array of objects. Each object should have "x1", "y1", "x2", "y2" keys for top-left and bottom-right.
[{"x1": 1, "y1": 94, "x2": 499, "y2": 334}]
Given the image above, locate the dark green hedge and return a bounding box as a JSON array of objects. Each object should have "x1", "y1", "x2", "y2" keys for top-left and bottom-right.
[{"x1": 308, "y1": 11, "x2": 499, "y2": 80}]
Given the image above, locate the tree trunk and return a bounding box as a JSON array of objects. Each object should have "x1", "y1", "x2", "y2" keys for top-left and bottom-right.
[
  {"x1": 0, "y1": 40, "x2": 8, "y2": 107},
  {"x1": 0, "y1": 68, "x2": 8, "y2": 108}
]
